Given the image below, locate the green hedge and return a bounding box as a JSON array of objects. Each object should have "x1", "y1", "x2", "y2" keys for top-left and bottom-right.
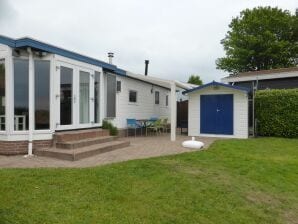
[{"x1": 255, "y1": 88, "x2": 298, "y2": 138}]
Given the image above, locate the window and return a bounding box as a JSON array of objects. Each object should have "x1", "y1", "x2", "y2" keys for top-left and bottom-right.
[
  {"x1": 129, "y1": 90, "x2": 137, "y2": 103},
  {"x1": 0, "y1": 59, "x2": 5, "y2": 131},
  {"x1": 94, "y1": 71, "x2": 100, "y2": 123},
  {"x1": 116, "y1": 80, "x2": 121, "y2": 92},
  {"x1": 60, "y1": 66, "x2": 73, "y2": 125},
  {"x1": 79, "y1": 71, "x2": 90, "y2": 124},
  {"x1": 166, "y1": 95, "x2": 168, "y2": 106},
  {"x1": 106, "y1": 74, "x2": 116, "y2": 118},
  {"x1": 35, "y1": 60, "x2": 50, "y2": 130},
  {"x1": 155, "y1": 91, "x2": 159, "y2": 104},
  {"x1": 14, "y1": 58, "x2": 29, "y2": 131}
]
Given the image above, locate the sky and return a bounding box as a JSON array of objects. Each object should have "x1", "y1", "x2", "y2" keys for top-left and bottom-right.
[{"x1": 0, "y1": 0, "x2": 296, "y2": 83}]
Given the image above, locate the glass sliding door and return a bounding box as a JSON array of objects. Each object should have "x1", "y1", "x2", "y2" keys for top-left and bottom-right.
[
  {"x1": 34, "y1": 60, "x2": 50, "y2": 130},
  {"x1": 56, "y1": 62, "x2": 99, "y2": 130},
  {"x1": 0, "y1": 59, "x2": 5, "y2": 131},
  {"x1": 60, "y1": 66, "x2": 73, "y2": 126},
  {"x1": 94, "y1": 71, "x2": 100, "y2": 124},
  {"x1": 79, "y1": 71, "x2": 90, "y2": 124}
]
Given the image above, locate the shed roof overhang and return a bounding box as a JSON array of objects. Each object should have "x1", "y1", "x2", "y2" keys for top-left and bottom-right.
[
  {"x1": 182, "y1": 81, "x2": 250, "y2": 94},
  {"x1": 0, "y1": 35, "x2": 126, "y2": 76}
]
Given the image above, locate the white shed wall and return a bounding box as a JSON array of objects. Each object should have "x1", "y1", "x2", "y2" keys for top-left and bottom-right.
[
  {"x1": 188, "y1": 85, "x2": 248, "y2": 138},
  {"x1": 112, "y1": 76, "x2": 171, "y2": 129}
]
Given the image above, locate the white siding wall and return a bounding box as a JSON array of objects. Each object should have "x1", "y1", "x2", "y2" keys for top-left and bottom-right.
[
  {"x1": 188, "y1": 85, "x2": 248, "y2": 138},
  {"x1": 111, "y1": 76, "x2": 170, "y2": 129},
  {"x1": 0, "y1": 44, "x2": 9, "y2": 53}
]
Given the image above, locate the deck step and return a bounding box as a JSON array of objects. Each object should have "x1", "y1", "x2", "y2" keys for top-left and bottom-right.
[
  {"x1": 55, "y1": 136, "x2": 117, "y2": 149},
  {"x1": 35, "y1": 140, "x2": 130, "y2": 161},
  {"x1": 54, "y1": 129, "x2": 109, "y2": 142}
]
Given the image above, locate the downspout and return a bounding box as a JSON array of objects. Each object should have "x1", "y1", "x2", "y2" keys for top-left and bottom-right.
[{"x1": 26, "y1": 47, "x2": 34, "y2": 156}]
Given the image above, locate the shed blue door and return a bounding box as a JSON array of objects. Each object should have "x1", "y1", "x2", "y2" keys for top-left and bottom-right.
[{"x1": 200, "y1": 94, "x2": 233, "y2": 135}]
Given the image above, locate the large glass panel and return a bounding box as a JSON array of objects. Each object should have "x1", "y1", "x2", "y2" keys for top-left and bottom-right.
[
  {"x1": 14, "y1": 58, "x2": 29, "y2": 131},
  {"x1": 0, "y1": 59, "x2": 5, "y2": 131},
  {"x1": 60, "y1": 66, "x2": 73, "y2": 125},
  {"x1": 79, "y1": 71, "x2": 90, "y2": 124},
  {"x1": 94, "y1": 71, "x2": 100, "y2": 123},
  {"x1": 106, "y1": 75, "x2": 116, "y2": 118},
  {"x1": 35, "y1": 60, "x2": 50, "y2": 130}
]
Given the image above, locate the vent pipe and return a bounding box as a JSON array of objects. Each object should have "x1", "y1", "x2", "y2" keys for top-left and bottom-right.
[
  {"x1": 108, "y1": 52, "x2": 114, "y2": 64},
  {"x1": 145, "y1": 60, "x2": 149, "y2": 76}
]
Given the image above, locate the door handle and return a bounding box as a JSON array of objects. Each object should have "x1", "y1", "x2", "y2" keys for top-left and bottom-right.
[{"x1": 216, "y1": 109, "x2": 220, "y2": 112}]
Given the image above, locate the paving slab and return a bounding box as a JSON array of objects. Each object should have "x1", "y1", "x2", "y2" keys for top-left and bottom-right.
[{"x1": 0, "y1": 135, "x2": 218, "y2": 168}]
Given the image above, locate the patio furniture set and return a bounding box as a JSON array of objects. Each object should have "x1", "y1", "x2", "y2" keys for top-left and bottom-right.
[{"x1": 126, "y1": 118, "x2": 170, "y2": 137}]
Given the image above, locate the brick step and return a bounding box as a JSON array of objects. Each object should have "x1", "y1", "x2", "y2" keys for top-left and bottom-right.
[
  {"x1": 55, "y1": 136, "x2": 117, "y2": 149},
  {"x1": 34, "y1": 140, "x2": 130, "y2": 161},
  {"x1": 54, "y1": 129, "x2": 109, "y2": 142}
]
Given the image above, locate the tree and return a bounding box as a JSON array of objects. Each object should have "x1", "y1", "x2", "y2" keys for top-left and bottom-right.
[
  {"x1": 188, "y1": 75, "x2": 203, "y2": 85},
  {"x1": 216, "y1": 7, "x2": 298, "y2": 74}
]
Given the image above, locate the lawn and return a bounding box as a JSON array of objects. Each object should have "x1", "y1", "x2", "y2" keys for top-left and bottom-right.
[{"x1": 0, "y1": 138, "x2": 297, "y2": 224}]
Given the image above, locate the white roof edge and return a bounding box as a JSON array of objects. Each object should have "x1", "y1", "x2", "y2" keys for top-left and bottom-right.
[{"x1": 125, "y1": 71, "x2": 191, "y2": 90}]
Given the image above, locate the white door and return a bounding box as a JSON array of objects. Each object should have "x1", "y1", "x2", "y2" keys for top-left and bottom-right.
[
  {"x1": 56, "y1": 62, "x2": 76, "y2": 130},
  {"x1": 77, "y1": 67, "x2": 93, "y2": 128},
  {"x1": 55, "y1": 61, "x2": 95, "y2": 130}
]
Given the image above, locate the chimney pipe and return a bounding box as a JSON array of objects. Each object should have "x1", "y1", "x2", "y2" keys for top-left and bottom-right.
[
  {"x1": 145, "y1": 60, "x2": 149, "y2": 76},
  {"x1": 108, "y1": 52, "x2": 114, "y2": 64}
]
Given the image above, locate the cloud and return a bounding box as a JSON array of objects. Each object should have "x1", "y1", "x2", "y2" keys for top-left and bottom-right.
[
  {"x1": 0, "y1": 0, "x2": 17, "y2": 27},
  {"x1": 0, "y1": 0, "x2": 297, "y2": 83}
]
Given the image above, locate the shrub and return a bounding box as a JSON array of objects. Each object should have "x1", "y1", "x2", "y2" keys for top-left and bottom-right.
[
  {"x1": 255, "y1": 88, "x2": 298, "y2": 138},
  {"x1": 102, "y1": 120, "x2": 119, "y2": 136}
]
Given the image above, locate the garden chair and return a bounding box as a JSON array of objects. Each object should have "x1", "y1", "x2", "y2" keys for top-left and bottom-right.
[
  {"x1": 161, "y1": 118, "x2": 170, "y2": 133},
  {"x1": 146, "y1": 119, "x2": 163, "y2": 136},
  {"x1": 126, "y1": 119, "x2": 142, "y2": 137}
]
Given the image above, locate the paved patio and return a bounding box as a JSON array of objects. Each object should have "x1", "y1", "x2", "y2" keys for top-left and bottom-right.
[{"x1": 0, "y1": 135, "x2": 218, "y2": 168}]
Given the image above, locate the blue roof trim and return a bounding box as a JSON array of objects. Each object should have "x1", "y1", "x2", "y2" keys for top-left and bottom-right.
[
  {"x1": 182, "y1": 81, "x2": 250, "y2": 94},
  {"x1": 0, "y1": 35, "x2": 126, "y2": 76},
  {"x1": 0, "y1": 35, "x2": 16, "y2": 47}
]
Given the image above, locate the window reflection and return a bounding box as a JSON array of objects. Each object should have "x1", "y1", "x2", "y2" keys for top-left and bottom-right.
[
  {"x1": 14, "y1": 58, "x2": 29, "y2": 131},
  {"x1": 35, "y1": 60, "x2": 50, "y2": 130},
  {"x1": 0, "y1": 59, "x2": 5, "y2": 131}
]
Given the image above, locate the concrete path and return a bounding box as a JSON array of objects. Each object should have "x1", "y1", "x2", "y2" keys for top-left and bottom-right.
[{"x1": 0, "y1": 135, "x2": 217, "y2": 168}]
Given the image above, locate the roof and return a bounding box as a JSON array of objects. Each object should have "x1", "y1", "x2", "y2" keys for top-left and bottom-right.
[
  {"x1": 0, "y1": 35, "x2": 192, "y2": 90},
  {"x1": 0, "y1": 35, "x2": 126, "y2": 76},
  {"x1": 126, "y1": 72, "x2": 192, "y2": 90},
  {"x1": 183, "y1": 81, "x2": 250, "y2": 94},
  {"x1": 222, "y1": 67, "x2": 298, "y2": 83}
]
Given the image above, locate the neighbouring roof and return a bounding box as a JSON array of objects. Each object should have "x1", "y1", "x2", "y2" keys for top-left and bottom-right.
[
  {"x1": 182, "y1": 81, "x2": 250, "y2": 94},
  {"x1": 222, "y1": 67, "x2": 298, "y2": 83},
  {"x1": 0, "y1": 35, "x2": 126, "y2": 76}
]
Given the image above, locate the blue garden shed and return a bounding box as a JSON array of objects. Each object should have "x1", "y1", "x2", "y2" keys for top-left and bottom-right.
[{"x1": 183, "y1": 81, "x2": 249, "y2": 139}]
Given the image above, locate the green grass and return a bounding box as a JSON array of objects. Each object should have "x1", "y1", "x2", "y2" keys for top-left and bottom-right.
[{"x1": 0, "y1": 138, "x2": 298, "y2": 224}]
